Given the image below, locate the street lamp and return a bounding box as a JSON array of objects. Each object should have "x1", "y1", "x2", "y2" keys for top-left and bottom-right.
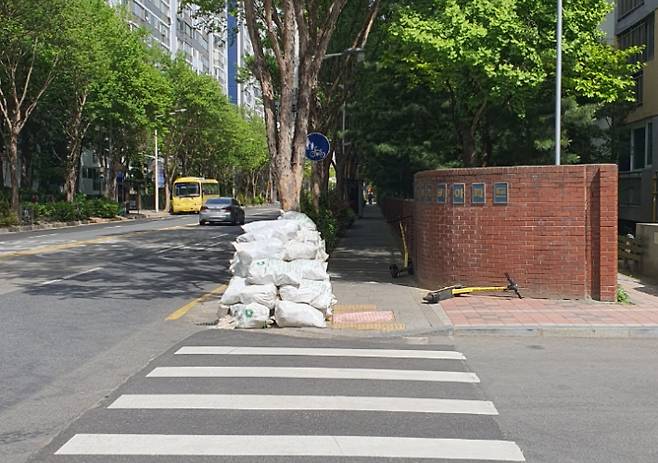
[
  {"x1": 555, "y1": 0, "x2": 563, "y2": 166},
  {"x1": 153, "y1": 108, "x2": 187, "y2": 212},
  {"x1": 323, "y1": 47, "x2": 366, "y2": 62},
  {"x1": 322, "y1": 48, "x2": 366, "y2": 217}
]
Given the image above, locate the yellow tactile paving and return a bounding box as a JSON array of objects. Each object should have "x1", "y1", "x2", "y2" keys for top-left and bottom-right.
[
  {"x1": 332, "y1": 304, "x2": 378, "y2": 314},
  {"x1": 330, "y1": 322, "x2": 407, "y2": 332}
]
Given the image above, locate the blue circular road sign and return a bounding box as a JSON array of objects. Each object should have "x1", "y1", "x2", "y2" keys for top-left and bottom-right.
[{"x1": 305, "y1": 132, "x2": 331, "y2": 161}]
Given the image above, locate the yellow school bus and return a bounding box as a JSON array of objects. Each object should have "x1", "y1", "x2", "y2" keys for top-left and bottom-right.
[{"x1": 171, "y1": 177, "x2": 220, "y2": 213}]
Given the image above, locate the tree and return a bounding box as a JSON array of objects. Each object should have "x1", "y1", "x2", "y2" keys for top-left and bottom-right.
[
  {"x1": 89, "y1": 16, "x2": 172, "y2": 203},
  {"x1": 58, "y1": 0, "x2": 117, "y2": 201},
  {"x1": 189, "y1": 1, "x2": 387, "y2": 211},
  {"x1": 385, "y1": 0, "x2": 640, "y2": 167},
  {"x1": 0, "y1": 0, "x2": 67, "y2": 212}
]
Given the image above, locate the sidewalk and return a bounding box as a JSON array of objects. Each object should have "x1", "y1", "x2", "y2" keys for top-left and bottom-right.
[
  {"x1": 329, "y1": 205, "x2": 658, "y2": 338},
  {"x1": 328, "y1": 204, "x2": 449, "y2": 336},
  {"x1": 441, "y1": 273, "x2": 658, "y2": 337}
]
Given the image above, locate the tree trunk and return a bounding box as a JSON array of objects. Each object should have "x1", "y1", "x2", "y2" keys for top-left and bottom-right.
[
  {"x1": 64, "y1": 93, "x2": 88, "y2": 202},
  {"x1": 64, "y1": 137, "x2": 82, "y2": 202},
  {"x1": 461, "y1": 127, "x2": 477, "y2": 168},
  {"x1": 311, "y1": 155, "x2": 331, "y2": 210},
  {"x1": 21, "y1": 135, "x2": 33, "y2": 192},
  {"x1": 106, "y1": 161, "x2": 116, "y2": 201},
  {"x1": 64, "y1": 164, "x2": 77, "y2": 202},
  {"x1": 8, "y1": 130, "x2": 20, "y2": 213}
]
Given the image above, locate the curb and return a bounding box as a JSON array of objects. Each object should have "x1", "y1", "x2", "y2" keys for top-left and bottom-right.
[
  {"x1": 0, "y1": 216, "x2": 163, "y2": 235},
  {"x1": 448, "y1": 324, "x2": 658, "y2": 338}
]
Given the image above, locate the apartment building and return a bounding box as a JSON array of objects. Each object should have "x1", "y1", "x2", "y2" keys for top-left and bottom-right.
[
  {"x1": 615, "y1": 0, "x2": 658, "y2": 225},
  {"x1": 79, "y1": 1, "x2": 263, "y2": 199},
  {"x1": 106, "y1": 0, "x2": 261, "y2": 116}
]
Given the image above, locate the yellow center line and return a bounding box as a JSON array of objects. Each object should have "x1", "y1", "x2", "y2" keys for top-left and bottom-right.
[
  {"x1": 0, "y1": 224, "x2": 193, "y2": 260},
  {"x1": 166, "y1": 283, "x2": 228, "y2": 321},
  {"x1": 0, "y1": 236, "x2": 118, "y2": 260}
]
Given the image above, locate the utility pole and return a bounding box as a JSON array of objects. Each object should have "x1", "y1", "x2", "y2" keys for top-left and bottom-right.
[
  {"x1": 154, "y1": 128, "x2": 159, "y2": 212},
  {"x1": 555, "y1": 0, "x2": 563, "y2": 166},
  {"x1": 153, "y1": 108, "x2": 187, "y2": 213}
]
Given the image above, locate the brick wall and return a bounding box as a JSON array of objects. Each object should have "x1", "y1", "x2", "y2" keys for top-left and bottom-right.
[{"x1": 382, "y1": 165, "x2": 618, "y2": 301}]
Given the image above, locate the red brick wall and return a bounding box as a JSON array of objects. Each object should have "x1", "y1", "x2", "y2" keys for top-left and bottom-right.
[{"x1": 382, "y1": 165, "x2": 618, "y2": 301}]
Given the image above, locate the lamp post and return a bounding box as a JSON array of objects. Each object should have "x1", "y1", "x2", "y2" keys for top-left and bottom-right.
[
  {"x1": 555, "y1": 0, "x2": 563, "y2": 166},
  {"x1": 153, "y1": 109, "x2": 187, "y2": 212},
  {"x1": 322, "y1": 47, "x2": 366, "y2": 216}
]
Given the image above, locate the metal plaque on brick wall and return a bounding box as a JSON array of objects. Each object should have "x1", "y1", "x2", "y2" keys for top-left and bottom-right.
[
  {"x1": 436, "y1": 183, "x2": 447, "y2": 204},
  {"x1": 471, "y1": 183, "x2": 486, "y2": 205},
  {"x1": 452, "y1": 183, "x2": 465, "y2": 205},
  {"x1": 494, "y1": 182, "x2": 509, "y2": 204}
]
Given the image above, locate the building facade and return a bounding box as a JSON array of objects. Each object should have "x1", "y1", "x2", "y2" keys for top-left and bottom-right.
[
  {"x1": 82, "y1": 1, "x2": 263, "y2": 198},
  {"x1": 615, "y1": 0, "x2": 658, "y2": 225},
  {"x1": 105, "y1": 0, "x2": 262, "y2": 114}
]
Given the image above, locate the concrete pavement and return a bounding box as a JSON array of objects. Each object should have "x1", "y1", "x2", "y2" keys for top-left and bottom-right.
[{"x1": 329, "y1": 205, "x2": 449, "y2": 335}]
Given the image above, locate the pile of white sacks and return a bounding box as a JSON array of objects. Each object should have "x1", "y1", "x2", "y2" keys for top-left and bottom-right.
[{"x1": 219, "y1": 211, "x2": 335, "y2": 329}]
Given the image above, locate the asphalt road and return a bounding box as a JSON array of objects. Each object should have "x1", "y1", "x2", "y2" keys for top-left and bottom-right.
[
  {"x1": 456, "y1": 336, "x2": 658, "y2": 463},
  {"x1": 32, "y1": 331, "x2": 524, "y2": 463},
  {"x1": 0, "y1": 208, "x2": 278, "y2": 463}
]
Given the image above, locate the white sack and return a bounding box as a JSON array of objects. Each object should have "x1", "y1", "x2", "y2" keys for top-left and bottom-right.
[
  {"x1": 220, "y1": 276, "x2": 247, "y2": 305},
  {"x1": 230, "y1": 303, "x2": 271, "y2": 329},
  {"x1": 242, "y1": 219, "x2": 301, "y2": 234},
  {"x1": 231, "y1": 241, "x2": 284, "y2": 276},
  {"x1": 283, "y1": 241, "x2": 320, "y2": 261},
  {"x1": 237, "y1": 221, "x2": 300, "y2": 243},
  {"x1": 279, "y1": 279, "x2": 335, "y2": 311},
  {"x1": 274, "y1": 300, "x2": 326, "y2": 328},
  {"x1": 246, "y1": 259, "x2": 303, "y2": 287},
  {"x1": 288, "y1": 259, "x2": 329, "y2": 281},
  {"x1": 295, "y1": 228, "x2": 322, "y2": 245},
  {"x1": 238, "y1": 283, "x2": 278, "y2": 309},
  {"x1": 316, "y1": 241, "x2": 329, "y2": 262},
  {"x1": 279, "y1": 211, "x2": 317, "y2": 231}
]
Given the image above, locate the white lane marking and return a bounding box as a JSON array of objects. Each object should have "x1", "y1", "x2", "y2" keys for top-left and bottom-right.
[
  {"x1": 111, "y1": 225, "x2": 123, "y2": 228},
  {"x1": 155, "y1": 245, "x2": 184, "y2": 255},
  {"x1": 175, "y1": 346, "x2": 466, "y2": 360},
  {"x1": 109, "y1": 394, "x2": 498, "y2": 415},
  {"x1": 146, "y1": 367, "x2": 479, "y2": 383},
  {"x1": 55, "y1": 434, "x2": 524, "y2": 460},
  {"x1": 40, "y1": 267, "x2": 103, "y2": 286}
]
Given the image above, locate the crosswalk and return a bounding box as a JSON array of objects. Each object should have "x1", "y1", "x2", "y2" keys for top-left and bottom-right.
[{"x1": 45, "y1": 332, "x2": 524, "y2": 462}]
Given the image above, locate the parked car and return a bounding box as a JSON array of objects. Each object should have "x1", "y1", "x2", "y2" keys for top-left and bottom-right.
[{"x1": 199, "y1": 197, "x2": 245, "y2": 225}]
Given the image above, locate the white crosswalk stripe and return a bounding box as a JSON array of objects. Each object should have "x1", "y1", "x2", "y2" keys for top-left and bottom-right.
[
  {"x1": 109, "y1": 393, "x2": 499, "y2": 415},
  {"x1": 147, "y1": 366, "x2": 481, "y2": 382},
  {"x1": 175, "y1": 345, "x2": 467, "y2": 359},
  {"x1": 56, "y1": 434, "x2": 525, "y2": 461},
  {"x1": 51, "y1": 337, "x2": 525, "y2": 462}
]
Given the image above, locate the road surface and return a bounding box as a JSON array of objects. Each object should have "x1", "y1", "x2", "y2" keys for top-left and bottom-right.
[{"x1": 0, "y1": 208, "x2": 277, "y2": 463}]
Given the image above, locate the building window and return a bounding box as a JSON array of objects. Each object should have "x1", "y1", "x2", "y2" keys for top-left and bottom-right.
[
  {"x1": 618, "y1": 13, "x2": 655, "y2": 63},
  {"x1": 619, "y1": 130, "x2": 632, "y2": 172},
  {"x1": 633, "y1": 127, "x2": 646, "y2": 169},
  {"x1": 648, "y1": 122, "x2": 654, "y2": 166},
  {"x1": 634, "y1": 71, "x2": 644, "y2": 105},
  {"x1": 618, "y1": 0, "x2": 644, "y2": 19}
]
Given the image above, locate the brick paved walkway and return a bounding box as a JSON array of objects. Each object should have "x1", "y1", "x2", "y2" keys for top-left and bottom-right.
[{"x1": 441, "y1": 273, "x2": 658, "y2": 328}]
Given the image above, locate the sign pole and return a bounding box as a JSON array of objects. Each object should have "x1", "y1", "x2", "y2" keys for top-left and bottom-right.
[
  {"x1": 154, "y1": 128, "x2": 159, "y2": 212},
  {"x1": 555, "y1": 0, "x2": 562, "y2": 166}
]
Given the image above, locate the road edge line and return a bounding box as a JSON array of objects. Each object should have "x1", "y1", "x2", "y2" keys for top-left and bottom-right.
[{"x1": 165, "y1": 284, "x2": 227, "y2": 321}]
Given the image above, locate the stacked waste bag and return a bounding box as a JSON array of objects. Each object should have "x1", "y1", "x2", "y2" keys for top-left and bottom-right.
[{"x1": 219, "y1": 211, "x2": 335, "y2": 329}]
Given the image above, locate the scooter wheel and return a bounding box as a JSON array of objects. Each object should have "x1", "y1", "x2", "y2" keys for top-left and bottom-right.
[{"x1": 389, "y1": 264, "x2": 400, "y2": 279}]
